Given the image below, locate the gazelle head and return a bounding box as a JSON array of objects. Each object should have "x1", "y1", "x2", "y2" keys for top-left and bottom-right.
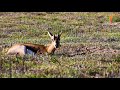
[{"x1": 48, "y1": 31, "x2": 62, "y2": 48}]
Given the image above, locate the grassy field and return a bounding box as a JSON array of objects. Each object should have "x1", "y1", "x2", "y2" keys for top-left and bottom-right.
[{"x1": 0, "y1": 12, "x2": 120, "y2": 78}]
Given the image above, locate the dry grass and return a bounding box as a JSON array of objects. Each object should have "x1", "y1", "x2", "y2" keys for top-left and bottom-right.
[{"x1": 0, "y1": 12, "x2": 120, "y2": 78}]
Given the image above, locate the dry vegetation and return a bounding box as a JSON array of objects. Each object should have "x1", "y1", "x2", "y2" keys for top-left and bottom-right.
[{"x1": 0, "y1": 12, "x2": 120, "y2": 78}]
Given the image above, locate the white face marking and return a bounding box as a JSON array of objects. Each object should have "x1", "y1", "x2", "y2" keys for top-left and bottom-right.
[
  {"x1": 51, "y1": 36, "x2": 54, "y2": 40},
  {"x1": 52, "y1": 41, "x2": 57, "y2": 48}
]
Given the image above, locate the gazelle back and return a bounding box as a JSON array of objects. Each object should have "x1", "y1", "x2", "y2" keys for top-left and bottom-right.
[{"x1": 7, "y1": 31, "x2": 61, "y2": 56}]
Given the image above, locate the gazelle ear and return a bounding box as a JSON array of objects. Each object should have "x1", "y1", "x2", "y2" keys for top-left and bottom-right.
[{"x1": 48, "y1": 31, "x2": 53, "y2": 38}]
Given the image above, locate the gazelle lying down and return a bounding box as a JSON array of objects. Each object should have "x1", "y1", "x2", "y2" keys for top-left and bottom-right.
[{"x1": 7, "y1": 32, "x2": 61, "y2": 56}]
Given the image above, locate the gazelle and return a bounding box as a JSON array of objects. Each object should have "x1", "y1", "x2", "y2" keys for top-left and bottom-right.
[{"x1": 7, "y1": 31, "x2": 61, "y2": 57}]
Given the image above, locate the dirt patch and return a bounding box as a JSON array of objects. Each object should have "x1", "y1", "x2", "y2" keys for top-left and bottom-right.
[
  {"x1": 102, "y1": 22, "x2": 120, "y2": 29},
  {"x1": 0, "y1": 34, "x2": 8, "y2": 38},
  {"x1": 56, "y1": 44, "x2": 120, "y2": 57}
]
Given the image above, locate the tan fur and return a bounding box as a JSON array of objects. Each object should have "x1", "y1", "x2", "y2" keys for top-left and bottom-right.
[
  {"x1": 7, "y1": 44, "x2": 26, "y2": 56},
  {"x1": 22, "y1": 43, "x2": 56, "y2": 54},
  {"x1": 7, "y1": 32, "x2": 61, "y2": 56}
]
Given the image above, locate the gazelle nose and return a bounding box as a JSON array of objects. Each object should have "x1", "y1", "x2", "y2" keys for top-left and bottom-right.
[{"x1": 56, "y1": 45, "x2": 60, "y2": 48}]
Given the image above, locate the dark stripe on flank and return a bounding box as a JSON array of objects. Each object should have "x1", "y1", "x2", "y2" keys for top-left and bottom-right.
[{"x1": 25, "y1": 46, "x2": 38, "y2": 54}]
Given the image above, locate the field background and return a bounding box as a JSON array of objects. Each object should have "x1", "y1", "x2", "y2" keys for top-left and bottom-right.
[{"x1": 0, "y1": 12, "x2": 120, "y2": 78}]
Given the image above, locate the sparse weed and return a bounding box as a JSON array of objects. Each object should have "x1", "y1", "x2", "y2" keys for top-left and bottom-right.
[{"x1": 0, "y1": 12, "x2": 120, "y2": 78}]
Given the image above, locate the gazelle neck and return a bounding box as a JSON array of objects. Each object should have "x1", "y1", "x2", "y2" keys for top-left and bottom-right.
[{"x1": 46, "y1": 42, "x2": 56, "y2": 54}]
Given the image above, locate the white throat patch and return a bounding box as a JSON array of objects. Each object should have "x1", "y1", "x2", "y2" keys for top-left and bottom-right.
[{"x1": 52, "y1": 41, "x2": 56, "y2": 48}]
